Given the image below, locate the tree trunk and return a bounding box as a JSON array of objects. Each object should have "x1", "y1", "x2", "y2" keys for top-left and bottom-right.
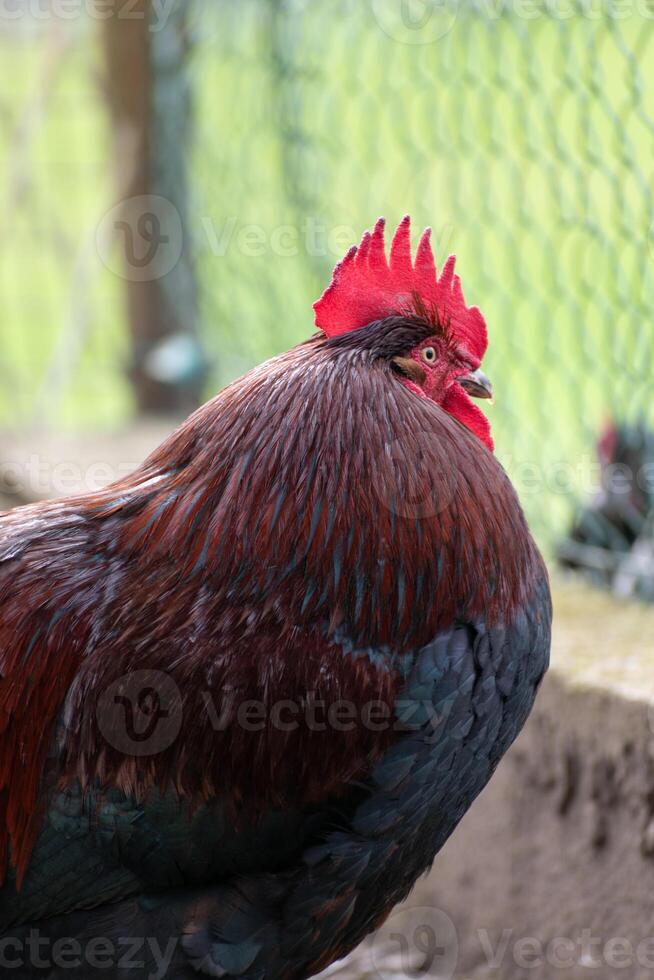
[{"x1": 101, "y1": 0, "x2": 205, "y2": 416}]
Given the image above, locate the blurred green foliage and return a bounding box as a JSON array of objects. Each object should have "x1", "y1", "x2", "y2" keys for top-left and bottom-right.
[{"x1": 0, "y1": 33, "x2": 128, "y2": 428}]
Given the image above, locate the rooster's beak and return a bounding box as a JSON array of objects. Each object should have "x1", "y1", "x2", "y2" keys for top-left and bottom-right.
[{"x1": 459, "y1": 368, "x2": 493, "y2": 404}]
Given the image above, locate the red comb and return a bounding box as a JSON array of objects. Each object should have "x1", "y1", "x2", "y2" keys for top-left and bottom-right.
[{"x1": 313, "y1": 216, "x2": 488, "y2": 364}]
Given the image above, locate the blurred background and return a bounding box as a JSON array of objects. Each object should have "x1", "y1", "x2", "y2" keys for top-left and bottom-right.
[
  {"x1": 0, "y1": 0, "x2": 653, "y2": 569},
  {"x1": 1, "y1": 5, "x2": 654, "y2": 976}
]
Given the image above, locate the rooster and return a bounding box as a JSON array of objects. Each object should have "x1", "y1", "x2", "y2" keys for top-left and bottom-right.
[
  {"x1": 0, "y1": 217, "x2": 551, "y2": 978},
  {"x1": 558, "y1": 419, "x2": 654, "y2": 600}
]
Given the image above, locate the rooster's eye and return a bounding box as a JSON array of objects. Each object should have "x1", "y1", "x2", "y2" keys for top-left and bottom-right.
[{"x1": 421, "y1": 347, "x2": 437, "y2": 364}]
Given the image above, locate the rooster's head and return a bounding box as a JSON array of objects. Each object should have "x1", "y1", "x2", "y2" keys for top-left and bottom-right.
[{"x1": 314, "y1": 216, "x2": 494, "y2": 450}]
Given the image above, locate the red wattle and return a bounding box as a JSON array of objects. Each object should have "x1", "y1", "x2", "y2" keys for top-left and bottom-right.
[{"x1": 441, "y1": 383, "x2": 494, "y2": 451}]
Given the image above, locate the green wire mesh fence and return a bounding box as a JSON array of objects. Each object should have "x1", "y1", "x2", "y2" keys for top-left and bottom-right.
[{"x1": 0, "y1": 0, "x2": 653, "y2": 550}]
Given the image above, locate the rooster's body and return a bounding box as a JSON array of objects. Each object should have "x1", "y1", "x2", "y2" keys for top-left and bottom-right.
[{"x1": 0, "y1": 218, "x2": 551, "y2": 978}]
